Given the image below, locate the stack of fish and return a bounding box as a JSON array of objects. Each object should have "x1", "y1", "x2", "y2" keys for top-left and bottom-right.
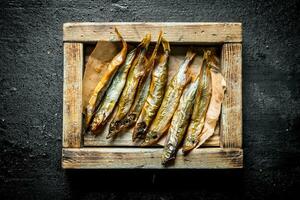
[{"x1": 85, "y1": 28, "x2": 225, "y2": 165}]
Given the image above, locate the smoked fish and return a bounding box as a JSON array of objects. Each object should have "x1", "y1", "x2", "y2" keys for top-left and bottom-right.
[
  {"x1": 195, "y1": 51, "x2": 226, "y2": 148},
  {"x1": 182, "y1": 50, "x2": 212, "y2": 153},
  {"x1": 141, "y1": 50, "x2": 196, "y2": 146},
  {"x1": 133, "y1": 37, "x2": 170, "y2": 141},
  {"x1": 113, "y1": 32, "x2": 164, "y2": 134},
  {"x1": 89, "y1": 48, "x2": 137, "y2": 134},
  {"x1": 161, "y1": 77, "x2": 199, "y2": 165},
  {"x1": 108, "y1": 34, "x2": 151, "y2": 138},
  {"x1": 85, "y1": 28, "x2": 127, "y2": 126}
]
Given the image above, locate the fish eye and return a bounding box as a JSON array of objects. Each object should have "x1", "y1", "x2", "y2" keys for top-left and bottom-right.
[
  {"x1": 130, "y1": 114, "x2": 136, "y2": 120},
  {"x1": 152, "y1": 134, "x2": 157, "y2": 139}
]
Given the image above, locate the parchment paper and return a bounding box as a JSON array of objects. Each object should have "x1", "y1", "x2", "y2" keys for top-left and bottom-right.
[
  {"x1": 82, "y1": 41, "x2": 121, "y2": 109},
  {"x1": 196, "y1": 65, "x2": 226, "y2": 148}
]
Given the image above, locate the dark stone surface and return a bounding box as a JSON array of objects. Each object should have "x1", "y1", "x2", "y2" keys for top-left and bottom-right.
[{"x1": 0, "y1": 0, "x2": 299, "y2": 199}]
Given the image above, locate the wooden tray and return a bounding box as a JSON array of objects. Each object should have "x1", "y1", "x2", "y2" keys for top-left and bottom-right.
[{"x1": 62, "y1": 22, "x2": 243, "y2": 169}]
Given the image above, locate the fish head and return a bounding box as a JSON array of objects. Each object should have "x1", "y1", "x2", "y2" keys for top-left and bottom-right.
[
  {"x1": 161, "y1": 143, "x2": 176, "y2": 165},
  {"x1": 119, "y1": 113, "x2": 137, "y2": 130},
  {"x1": 107, "y1": 114, "x2": 137, "y2": 139},
  {"x1": 90, "y1": 113, "x2": 106, "y2": 132},
  {"x1": 90, "y1": 121, "x2": 98, "y2": 132},
  {"x1": 141, "y1": 131, "x2": 159, "y2": 146},
  {"x1": 182, "y1": 136, "x2": 197, "y2": 154},
  {"x1": 132, "y1": 122, "x2": 147, "y2": 141},
  {"x1": 107, "y1": 120, "x2": 121, "y2": 139}
]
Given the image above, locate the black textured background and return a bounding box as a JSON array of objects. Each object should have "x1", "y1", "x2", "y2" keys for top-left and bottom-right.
[{"x1": 1, "y1": 0, "x2": 300, "y2": 199}]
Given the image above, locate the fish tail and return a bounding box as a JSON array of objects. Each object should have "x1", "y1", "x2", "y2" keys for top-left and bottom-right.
[
  {"x1": 204, "y1": 49, "x2": 220, "y2": 72},
  {"x1": 161, "y1": 37, "x2": 170, "y2": 52},
  {"x1": 203, "y1": 49, "x2": 212, "y2": 61},
  {"x1": 139, "y1": 33, "x2": 151, "y2": 49},
  {"x1": 198, "y1": 59, "x2": 207, "y2": 81},
  {"x1": 185, "y1": 49, "x2": 196, "y2": 61},
  {"x1": 150, "y1": 31, "x2": 163, "y2": 60},
  {"x1": 114, "y1": 27, "x2": 126, "y2": 47}
]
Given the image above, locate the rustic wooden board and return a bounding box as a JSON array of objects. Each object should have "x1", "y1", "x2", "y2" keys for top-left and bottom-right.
[
  {"x1": 220, "y1": 43, "x2": 242, "y2": 148},
  {"x1": 62, "y1": 148, "x2": 243, "y2": 169},
  {"x1": 64, "y1": 22, "x2": 242, "y2": 43},
  {"x1": 62, "y1": 22, "x2": 243, "y2": 169},
  {"x1": 63, "y1": 43, "x2": 83, "y2": 148}
]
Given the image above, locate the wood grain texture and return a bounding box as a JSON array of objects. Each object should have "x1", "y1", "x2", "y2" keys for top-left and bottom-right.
[
  {"x1": 62, "y1": 147, "x2": 243, "y2": 169},
  {"x1": 220, "y1": 43, "x2": 242, "y2": 148},
  {"x1": 63, "y1": 22, "x2": 242, "y2": 43},
  {"x1": 63, "y1": 43, "x2": 83, "y2": 147},
  {"x1": 62, "y1": 24, "x2": 243, "y2": 169}
]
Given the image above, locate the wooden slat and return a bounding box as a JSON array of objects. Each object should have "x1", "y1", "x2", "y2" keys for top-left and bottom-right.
[
  {"x1": 63, "y1": 43, "x2": 83, "y2": 147},
  {"x1": 62, "y1": 148, "x2": 243, "y2": 169},
  {"x1": 63, "y1": 22, "x2": 242, "y2": 43},
  {"x1": 220, "y1": 43, "x2": 242, "y2": 148}
]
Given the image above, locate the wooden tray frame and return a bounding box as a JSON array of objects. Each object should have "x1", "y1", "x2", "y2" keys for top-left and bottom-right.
[{"x1": 62, "y1": 22, "x2": 243, "y2": 169}]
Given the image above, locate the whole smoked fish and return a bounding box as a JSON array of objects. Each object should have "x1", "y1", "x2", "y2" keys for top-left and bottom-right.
[
  {"x1": 141, "y1": 50, "x2": 196, "y2": 146},
  {"x1": 85, "y1": 28, "x2": 127, "y2": 126},
  {"x1": 133, "y1": 37, "x2": 170, "y2": 141},
  {"x1": 89, "y1": 48, "x2": 137, "y2": 134},
  {"x1": 108, "y1": 34, "x2": 151, "y2": 138},
  {"x1": 195, "y1": 51, "x2": 226, "y2": 148},
  {"x1": 114, "y1": 32, "x2": 164, "y2": 134},
  {"x1": 182, "y1": 50, "x2": 212, "y2": 153},
  {"x1": 161, "y1": 78, "x2": 199, "y2": 165}
]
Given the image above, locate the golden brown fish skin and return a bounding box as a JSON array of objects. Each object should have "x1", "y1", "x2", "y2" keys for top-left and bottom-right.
[
  {"x1": 141, "y1": 50, "x2": 196, "y2": 146},
  {"x1": 117, "y1": 69, "x2": 152, "y2": 131},
  {"x1": 182, "y1": 51, "x2": 213, "y2": 153},
  {"x1": 107, "y1": 34, "x2": 151, "y2": 139},
  {"x1": 114, "y1": 32, "x2": 164, "y2": 133},
  {"x1": 195, "y1": 50, "x2": 225, "y2": 148},
  {"x1": 161, "y1": 78, "x2": 199, "y2": 165},
  {"x1": 133, "y1": 38, "x2": 170, "y2": 141},
  {"x1": 89, "y1": 48, "x2": 137, "y2": 134},
  {"x1": 86, "y1": 28, "x2": 127, "y2": 126},
  {"x1": 108, "y1": 33, "x2": 163, "y2": 138}
]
